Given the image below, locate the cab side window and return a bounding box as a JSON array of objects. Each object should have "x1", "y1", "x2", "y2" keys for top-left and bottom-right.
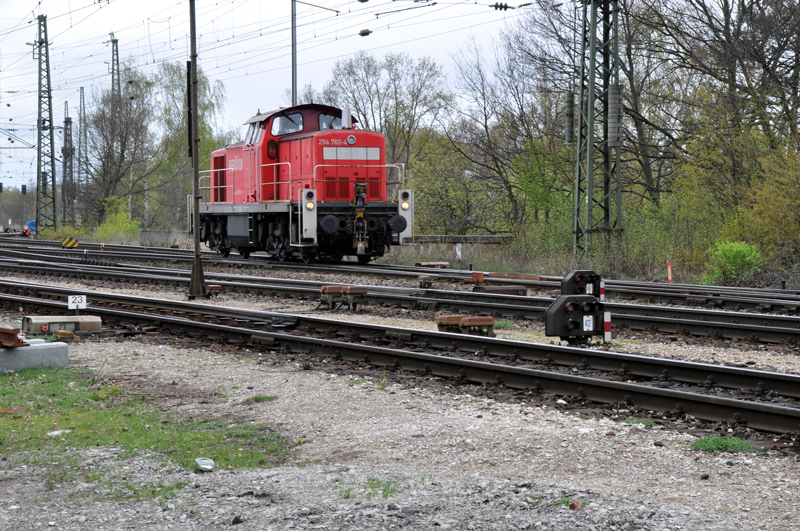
[
  {"x1": 319, "y1": 113, "x2": 341, "y2": 130},
  {"x1": 271, "y1": 113, "x2": 303, "y2": 136}
]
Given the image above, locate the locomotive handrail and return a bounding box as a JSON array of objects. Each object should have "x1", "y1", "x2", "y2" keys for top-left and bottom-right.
[
  {"x1": 312, "y1": 163, "x2": 405, "y2": 201},
  {"x1": 312, "y1": 163, "x2": 404, "y2": 185},
  {"x1": 258, "y1": 162, "x2": 292, "y2": 204},
  {"x1": 199, "y1": 168, "x2": 235, "y2": 205},
  {"x1": 200, "y1": 162, "x2": 405, "y2": 206}
]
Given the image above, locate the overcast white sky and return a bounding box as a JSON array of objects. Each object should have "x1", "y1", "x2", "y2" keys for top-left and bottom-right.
[{"x1": 0, "y1": 0, "x2": 524, "y2": 189}]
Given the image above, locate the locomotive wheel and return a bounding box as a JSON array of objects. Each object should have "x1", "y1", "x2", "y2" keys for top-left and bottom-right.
[
  {"x1": 220, "y1": 248, "x2": 231, "y2": 258},
  {"x1": 238, "y1": 249, "x2": 251, "y2": 259},
  {"x1": 358, "y1": 255, "x2": 371, "y2": 265},
  {"x1": 301, "y1": 253, "x2": 316, "y2": 264},
  {"x1": 277, "y1": 246, "x2": 288, "y2": 262}
]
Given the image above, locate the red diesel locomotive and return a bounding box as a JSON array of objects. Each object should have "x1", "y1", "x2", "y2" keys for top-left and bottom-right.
[{"x1": 198, "y1": 103, "x2": 413, "y2": 262}]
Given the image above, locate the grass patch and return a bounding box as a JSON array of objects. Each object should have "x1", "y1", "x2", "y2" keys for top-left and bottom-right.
[
  {"x1": 0, "y1": 368, "x2": 294, "y2": 471},
  {"x1": 246, "y1": 395, "x2": 278, "y2": 404},
  {"x1": 94, "y1": 479, "x2": 189, "y2": 503},
  {"x1": 86, "y1": 385, "x2": 124, "y2": 402},
  {"x1": 365, "y1": 476, "x2": 405, "y2": 499},
  {"x1": 524, "y1": 495, "x2": 542, "y2": 508},
  {"x1": 494, "y1": 320, "x2": 513, "y2": 330},
  {"x1": 377, "y1": 372, "x2": 388, "y2": 390},
  {"x1": 690, "y1": 434, "x2": 763, "y2": 453},
  {"x1": 620, "y1": 418, "x2": 656, "y2": 427}
]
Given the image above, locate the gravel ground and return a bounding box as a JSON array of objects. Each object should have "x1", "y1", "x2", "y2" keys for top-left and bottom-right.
[{"x1": 2, "y1": 273, "x2": 800, "y2": 530}]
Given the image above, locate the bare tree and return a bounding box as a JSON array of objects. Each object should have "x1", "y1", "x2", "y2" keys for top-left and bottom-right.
[
  {"x1": 503, "y1": 0, "x2": 690, "y2": 205},
  {"x1": 142, "y1": 62, "x2": 231, "y2": 230},
  {"x1": 83, "y1": 63, "x2": 161, "y2": 225},
  {"x1": 639, "y1": 0, "x2": 800, "y2": 142},
  {"x1": 443, "y1": 38, "x2": 528, "y2": 230},
  {"x1": 322, "y1": 52, "x2": 452, "y2": 169}
]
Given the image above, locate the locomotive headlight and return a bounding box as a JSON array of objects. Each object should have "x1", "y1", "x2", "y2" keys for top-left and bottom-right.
[
  {"x1": 306, "y1": 201, "x2": 315, "y2": 211},
  {"x1": 401, "y1": 201, "x2": 410, "y2": 211}
]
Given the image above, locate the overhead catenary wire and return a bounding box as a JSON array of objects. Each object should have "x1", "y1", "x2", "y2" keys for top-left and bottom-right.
[{"x1": 0, "y1": 0, "x2": 519, "y2": 178}]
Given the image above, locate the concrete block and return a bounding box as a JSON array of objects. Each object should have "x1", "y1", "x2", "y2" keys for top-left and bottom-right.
[{"x1": 0, "y1": 339, "x2": 69, "y2": 373}]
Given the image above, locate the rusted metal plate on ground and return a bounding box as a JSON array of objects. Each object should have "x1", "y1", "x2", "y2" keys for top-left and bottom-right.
[
  {"x1": 345, "y1": 286, "x2": 367, "y2": 295},
  {"x1": 0, "y1": 326, "x2": 28, "y2": 348},
  {"x1": 487, "y1": 272, "x2": 541, "y2": 281},
  {"x1": 436, "y1": 315, "x2": 464, "y2": 326},
  {"x1": 206, "y1": 284, "x2": 222, "y2": 294},
  {"x1": 473, "y1": 285, "x2": 527, "y2": 296},
  {"x1": 460, "y1": 317, "x2": 495, "y2": 327},
  {"x1": 321, "y1": 286, "x2": 346, "y2": 294}
]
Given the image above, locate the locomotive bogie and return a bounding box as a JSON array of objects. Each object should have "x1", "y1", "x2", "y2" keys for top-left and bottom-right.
[{"x1": 198, "y1": 104, "x2": 413, "y2": 262}]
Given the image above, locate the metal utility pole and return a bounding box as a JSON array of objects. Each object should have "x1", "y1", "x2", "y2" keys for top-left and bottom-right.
[
  {"x1": 62, "y1": 102, "x2": 74, "y2": 225},
  {"x1": 33, "y1": 14, "x2": 57, "y2": 233},
  {"x1": 292, "y1": 0, "x2": 297, "y2": 106},
  {"x1": 290, "y1": 1, "x2": 338, "y2": 106},
  {"x1": 570, "y1": 0, "x2": 622, "y2": 256},
  {"x1": 188, "y1": 0, "x2": 206, "y2": 298}
]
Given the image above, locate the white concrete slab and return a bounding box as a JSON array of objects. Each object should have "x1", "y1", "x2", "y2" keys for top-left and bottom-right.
[{"x1": 0, "y1": 339, "x2": 69, "y2": 372}]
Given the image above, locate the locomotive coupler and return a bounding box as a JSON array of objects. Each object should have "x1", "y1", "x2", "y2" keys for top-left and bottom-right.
[
  {"x1": 355, "y1": 216, "x2": 367, "y2": 255},
  {"x1": 353, "y1": 182, "x2": 368, "y2": 255}
]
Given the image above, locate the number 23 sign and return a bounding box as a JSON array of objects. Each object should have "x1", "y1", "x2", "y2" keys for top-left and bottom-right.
[{"x1": 68, "y1": 294, "x2": 87, "y2": 310}]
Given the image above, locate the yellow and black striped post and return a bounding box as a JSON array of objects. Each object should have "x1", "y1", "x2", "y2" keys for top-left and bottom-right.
[{"x1": 61, "y1": 237, "x2": 78, "y2": 249}]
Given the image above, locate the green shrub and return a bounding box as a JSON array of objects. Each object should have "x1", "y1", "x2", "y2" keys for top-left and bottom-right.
[
  {"x1": 38, "y1": 225, "x2": 91, "y2": 241},
  {"x1": 701, "y1": 240, "x2": 761, "y2": 285},
  {"x1": 92, "y1": 197, "x2": 142, "y2": 244}
]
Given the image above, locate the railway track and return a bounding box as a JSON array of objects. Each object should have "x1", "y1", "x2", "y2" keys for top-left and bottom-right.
[
  {"x1": 0, "y1": 236, "x2": 800, "y2": 313},
  {"x1": 3, "y1": 280, "x2": 800, "y2": 435},
  {"x1": 2, "y1": 257, "x2": 800, "y2": 344},
  {"x1": 3, "y1": 237, "x2": 800, "y2": 311}
]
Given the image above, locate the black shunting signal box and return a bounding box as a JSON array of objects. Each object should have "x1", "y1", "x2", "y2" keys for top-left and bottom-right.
[
  {"x1": 545, "y1": 294, "x2": 605, "y2": 341},
  {"x1": 561, "y1": 270, "x2": 602, "y2": 297}
]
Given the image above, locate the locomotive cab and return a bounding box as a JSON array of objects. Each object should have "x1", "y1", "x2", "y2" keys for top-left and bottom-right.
[{"x1": 198, "y1": 104, "x2": 413, "y2": 262}]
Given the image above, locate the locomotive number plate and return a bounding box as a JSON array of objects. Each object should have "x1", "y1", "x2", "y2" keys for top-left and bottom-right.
[{"x1": 318, "y1": 138, "x2": 350, "y2": 146}]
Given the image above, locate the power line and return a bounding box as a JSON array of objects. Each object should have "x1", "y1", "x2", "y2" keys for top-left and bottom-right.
[{"x1": 0, "y1": 0, "x2": 520, "y2": 173}]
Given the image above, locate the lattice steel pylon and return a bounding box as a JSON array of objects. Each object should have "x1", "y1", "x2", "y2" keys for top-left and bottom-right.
[
  {"x1": 33, "y1": 14, "x2": 57, "y2": 232},
  {"x1": 62, "y1": 102, "x2": 74, "y2": 225},
  {"x1": 78, "y1": 87, "x2": 87, "y2": 187},
  {"x1": 570, "y1": 0, "x2": 622, "y2": 256},
  {"x1": 109, "y1": 33, "x2": 120, "y2": 97}
]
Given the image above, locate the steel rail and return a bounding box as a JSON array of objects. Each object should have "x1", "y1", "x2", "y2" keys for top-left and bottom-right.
[
  {"x1": 5, "y1": 280, "x2": 800, "y2": 400},
  {"x1": 2, "y1": 289, "x2": 800, "y2": 434},
  {"x1": 4, "y1": 259, "x2": 800, "y2": 344},
  {"x1": 5, "y1": 240, "x2": 800, "y2": 307}
]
